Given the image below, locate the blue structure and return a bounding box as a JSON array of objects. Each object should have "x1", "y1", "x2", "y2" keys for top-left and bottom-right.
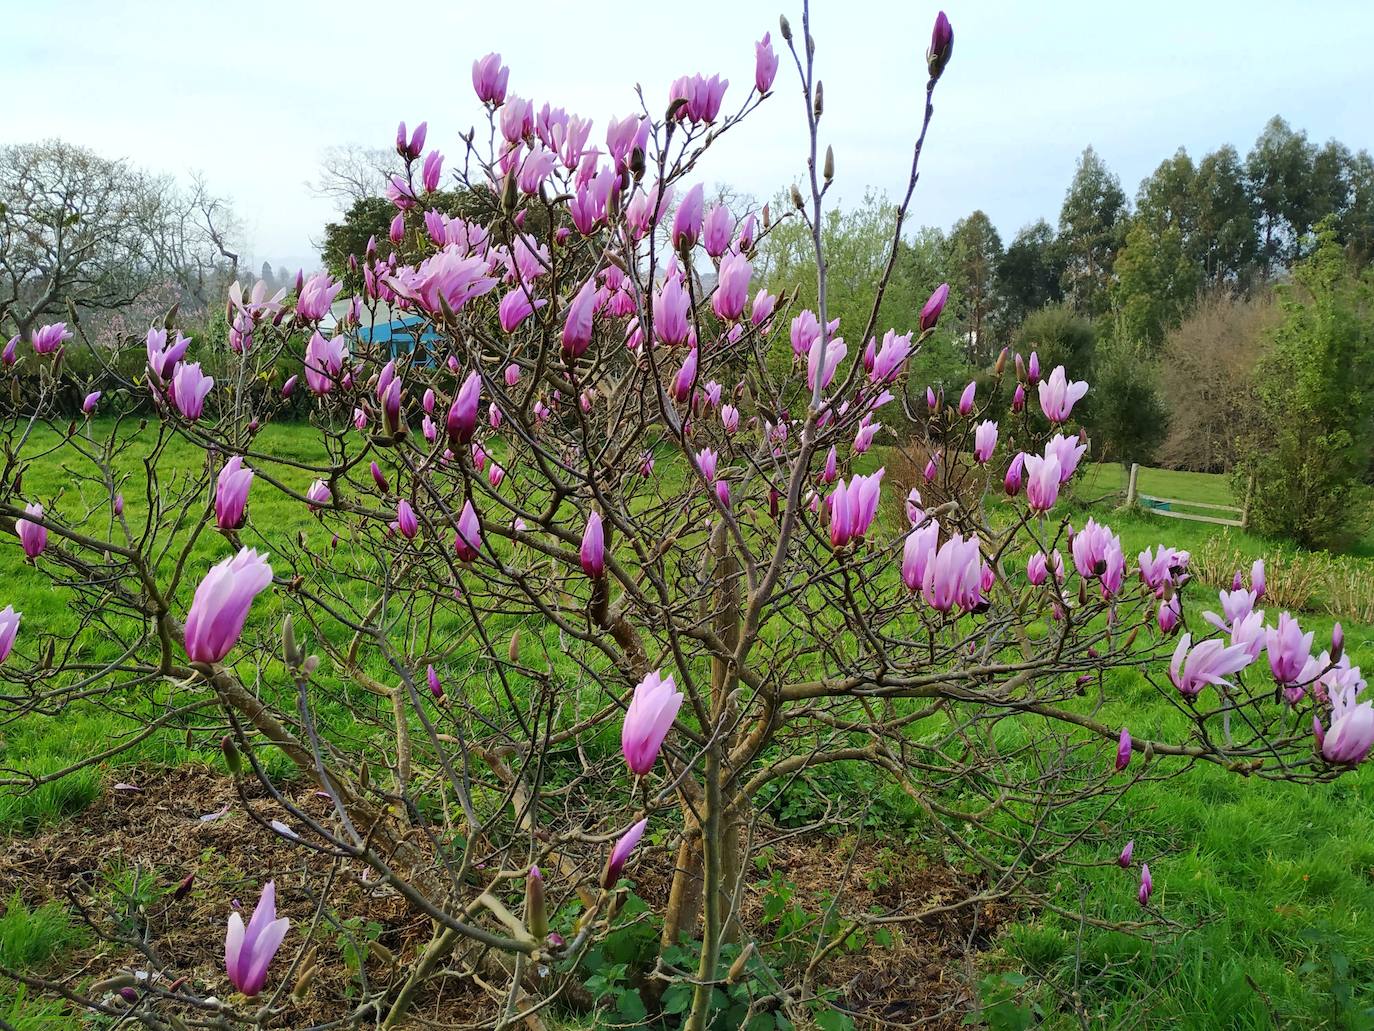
[{"x1": 356, "y1": 314, "x2": 443, "y2": 366}]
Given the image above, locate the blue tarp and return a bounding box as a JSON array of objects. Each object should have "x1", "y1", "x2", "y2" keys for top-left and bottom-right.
[{"x1": 357, "y1": 315, "x2": 442, "y2": 365}]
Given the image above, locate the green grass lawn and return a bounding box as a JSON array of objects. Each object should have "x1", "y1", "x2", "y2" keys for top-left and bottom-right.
[{"x1": 2, "y1": 422, "x2": 1373, "y2": 1028}]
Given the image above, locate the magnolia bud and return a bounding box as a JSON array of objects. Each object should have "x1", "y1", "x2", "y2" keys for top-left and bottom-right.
[
  {"x1": 790, "y1": 184, "x2": 805, "y2": 210},
  {"x1": 173, "y1": 871, "x2": 196, "y2": 900},
  {"x1": 927, "y1": 11, "x2": 954, "y2": 80},
  {"x1": 526, "y1": 866, "x2": 548, "y2": 939},
  {"x1": 282, "y1": 615, "x2": 301, "y2": 666},
  {"x1": 813, "y1": 80, "x2": 824, "y2": 119},
  {"x1": 727, "y1": 942, "x2": 757, "y2": 983},
  {"x1": 292, "y1": 965, "x2": 317, "y2": 1001},
  {"x1": 508, "y1": 630, "x2": 521, "y2": 663},
  {"x1": 779, "y1": 13, "x2": 792, "y2": 41},
  {"x1": 823, "y1": 145, "x2": 834, "y2": 183},
  {"x1": 994, "y1": 347, "x2": 1008, "y2": 376},
  {"x1": 221, "y1": 736, "x2": 242, "y2": 777}
]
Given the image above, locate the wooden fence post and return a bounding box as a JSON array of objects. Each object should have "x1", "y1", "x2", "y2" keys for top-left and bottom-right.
[{"x1": 1125, "y1": 463, "x2": 1139, "y2": 507}]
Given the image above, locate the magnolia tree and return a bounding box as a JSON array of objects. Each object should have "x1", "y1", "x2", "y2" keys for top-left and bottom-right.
[{"x1": 0, "y1": 7, "x2": 1368, "y2": 1029}]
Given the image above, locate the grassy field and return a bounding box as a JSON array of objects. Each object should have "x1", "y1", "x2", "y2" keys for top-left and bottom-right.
[{"x1": 2, "y1": 422, "x2": 1372, "y2": 1029}]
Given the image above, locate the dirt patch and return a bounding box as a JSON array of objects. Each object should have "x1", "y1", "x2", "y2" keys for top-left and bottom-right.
[{"x1": 2, "y1": 767, "x2": 1011, "y2": 1028}]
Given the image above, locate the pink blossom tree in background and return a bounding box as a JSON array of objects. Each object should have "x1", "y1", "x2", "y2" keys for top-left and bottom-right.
[{"x1": 0, "y1": 5, "x2": 1366, "y2": 1028}]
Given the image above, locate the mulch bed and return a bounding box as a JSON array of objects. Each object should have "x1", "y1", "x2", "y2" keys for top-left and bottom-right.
[{"x1": 1, "y1": 767, "x2": 1012, "y2": 1028}]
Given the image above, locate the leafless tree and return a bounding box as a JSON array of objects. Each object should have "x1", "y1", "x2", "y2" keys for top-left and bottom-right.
[
  {"x1": 307, "y1": 144, "x2": 399, "y2": 209},
  {"x1": 0, "y1": 140, "x2": 239, "y2": 338}
]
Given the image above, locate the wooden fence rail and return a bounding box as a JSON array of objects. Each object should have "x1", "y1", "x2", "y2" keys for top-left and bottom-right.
[{"x1": 1123, "y1": 463, "x2": 1252, "y2": 529}]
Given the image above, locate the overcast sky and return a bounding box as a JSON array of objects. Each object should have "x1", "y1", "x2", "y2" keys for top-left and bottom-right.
[{"x1": 6, "y1": 0, "x2": 1370, "y2": 273}]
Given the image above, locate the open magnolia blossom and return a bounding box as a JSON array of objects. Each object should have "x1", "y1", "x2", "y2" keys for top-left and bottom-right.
[{"x1": 0, "y1": 7, "x2": 1364, "y2": 1029}]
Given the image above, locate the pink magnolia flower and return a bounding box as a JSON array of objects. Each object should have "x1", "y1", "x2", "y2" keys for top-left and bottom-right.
[
  {"x1": 654, "y1": 277, "x2": 691, "y2": 346},
  {"x1": 1138, "y1": 545, "x2": 1189, "y2": 597},
  {"x1": 1158, "y1": 595, "x2": 1182, "y2": 634},
  {"x1": 472, "y1": 52, "x2": 509, "y2": 105},
  {"x1": 1027, "y1": 351, "x2": 1041, "y2": 385},
  {"x1": 0, "y1": 606, "x2": 17, "y2": 664},
  {"x1": 581, "y1": 511, "x2": 606, "y2": 577},
  {"x1": 306, "y1": 480, "x2": 331, "y2": 510},
  {"x1": 1203, "y1": 589, "x2": 1257, "y2": 632},
  {"x1": 901, "y1": 520, "x2": 940, "y2": 592},
  {"x1": 602, "y1": 817, "x2": 649, "y2": 888},
  {"x1": 426, "y1": 664, "x2": 444, "y2": 699},
  {"x1": 669, "y1": 73, "x2": 728, "y2": 123},
  {"x1": 421, "y1": 149, "x2": 443, "y2": 193},
  {"x1": 696, "y1": 448, "x2": 718, "y2": 482},
  {"x1": 1, "y1": 335, "x2": 17, "y2": 365},
  {"x1": 973, "y1": 420, "x2": 998, "y2": 464},
  {"x1": 920, "y1": 284, "x2": 949, "y2": 332},
  {"x1": 828, "y1": 469, "x2": 884, "y2": 548},
  {"x1": 823, "y1": 446, "x2": 838, "y2": 484},
  {"x1": 755, "y1": 32, "x2": 779, "y2": 92},
  {"x1": 712, "y1": 252, "x2": 751, "y2": 320},
  {"x1": 672, "y1": 184, "x2": 705, "y2": 250},
  {"x1": 1024, "y1": 454, "x2": 1061, "y2": 512},
  {"x1": 1118, "y1": 840, "x2": 1134, "y2": 868},
  {"x1": 870, "y1": 330, "x2": 913, "y2": 383},
  {"x1": 1266, "y1": 612, "x2": 1314, "y2": 688},
  {"x1": 702, "y1": 204, "x2": 733, "y2": 258},
  {"x1": 1037, "y1": 366, "x2": 1089, "y2": 424},
  {"x1": 296, "y1": 273, "x2": 341, "y2": 321},
  {"x1": 1004, "y1": 452, "x2": 1025, "y2": 496},
  {"x1": 224, "y1": 881, "x2": 289, "y2": 997},
  {"x1": 395, "y1": 120, "x2": 427, "y2": 161},
  {"x1": 215, "y1": 457, "x2": 254, "y2": 530},
  {"x1": 173, "y1": 363, "x2": 214, "y2": 420},
  {"x1": 921, "y1": 533, "x2": 983, "y2": 613},
  {"x1": 304, "y1": 332, "x2": 347, "y2": 395},
  {"x1": 396, "y1": 499, "x2": 418, "y2": 539},
  {"x1": 387, "y1": 247, "x2": 499, "y2": 317},
  {"x1": 1138, "y1": 863, "x2": 1152, "y2": 907},
  {"x1": 1043, "y1": 433, "x2": 1087, "y2": 482},
  {"x1": 499, "y1": 289, "x2": 546, "y2": 333},
  {"x1": 1168, "y1": 633, "x2": 1255, "y2": 699},
  {"x1": 561, "y1": 278, "x2": 598, "y2": 359},
  {"x1": 721, "y1": 405, "x2": 740, "y2": 433},
  {"x1": 504, "y1": 363, "x2": 522, "y2": 387},
  {"x1": 1317, "y1": 681, "x2": 1374, "y2": 764},
  {"x1": 447, "y1": 372, "x2": 481, "y2": 446},
  {"x1": 184, "y1": 548, "x2": 273, "y2": 664},
  {"x1": 957, "y1": 380, "x2": 976, "y2": 415},
  {"x1": 1231, "y1": 610, "x2": 1267, "y2": 660},
  {"x1": 454, "y1": 501, "x2": 482, "y2": 561},
  {"x1": 82, "y1": 391, "x2": 101, "y2": 415},
  {"x1": 146, "y1": 328, "x2": 190, "y2": 386},
  {"x1": 1071, "y1": 519, "x2": 1125, "y2": 597},
  {"x1": 1115, "y1": 727, "x2": 1132, "y2": 771},
  {"x1": 30, "y1": 322, "x2": 72, "y2": 355},
  {"x1": 622, "y1": 670, "x2": 683, "y2": 775},
  {"x1": 1250, "y1": 558, "x2": 1267, "y2": 599},
  {"x1": 751, "y1": 289, "x2": 779, "y2": 326},
  {"x1": 1012, "y1": 382, "x2": 1026, "y2": 412},
  {"x1": 807, "y1": 335, "x2": 847, "y2": 392},
  {"x1": 672, "y1": 348, "x2": 699, "y2": 403},
  {"x1": 853, "y1": 417, "x2": 880, "y2": 454}
]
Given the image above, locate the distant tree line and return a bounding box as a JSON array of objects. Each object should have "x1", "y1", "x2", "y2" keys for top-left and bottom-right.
[{"x1": 755, "y1": 115, "x2": 1374, "y2": 547}]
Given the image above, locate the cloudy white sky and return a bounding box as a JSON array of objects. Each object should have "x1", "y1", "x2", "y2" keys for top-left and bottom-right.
[{"x1": 6, "y1": 0, "x2": 1370, "y2": 273}]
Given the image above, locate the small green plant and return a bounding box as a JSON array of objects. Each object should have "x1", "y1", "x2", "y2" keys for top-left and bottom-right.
[
  {"x1": 0, "y1": 894, "x2": 88, "y2": 972},
  {"x1": 964, "y1": 971, "x2": 1035, "y2": 1031}
]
